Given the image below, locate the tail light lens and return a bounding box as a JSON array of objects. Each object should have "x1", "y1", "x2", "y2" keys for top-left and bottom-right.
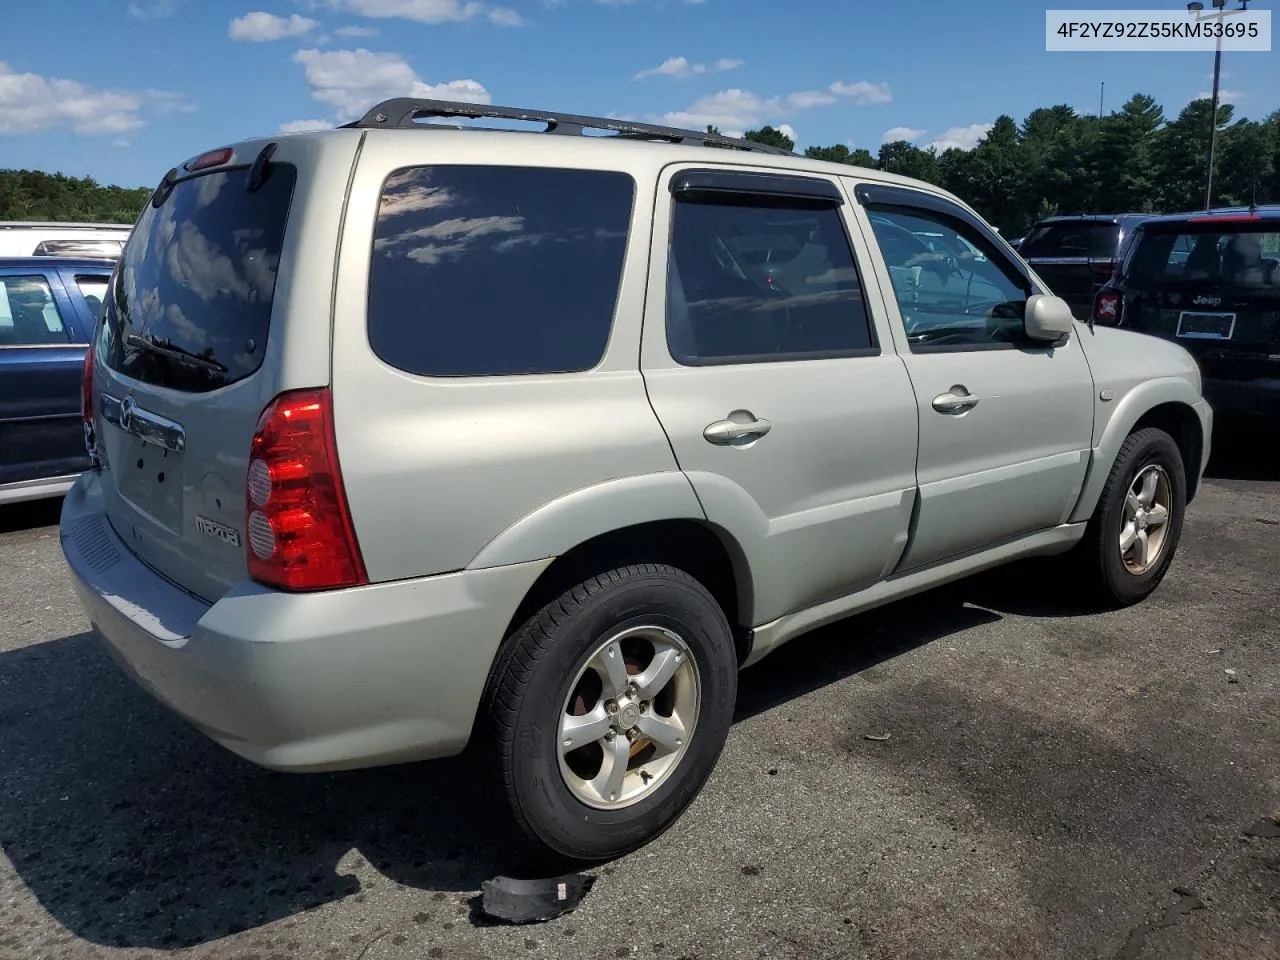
[
  {"x1": 1094, "y1": 289, "x2": 1121, "y2": 325},
  {"x1": 245, "y1": 388, "x2": 367, "y2": 592}
]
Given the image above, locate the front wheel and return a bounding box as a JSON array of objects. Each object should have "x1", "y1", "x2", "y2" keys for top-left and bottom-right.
[
  {"x1": 1075, "y1": 427, "x2": 1187, "y2": 608},
  {"x1": 484, "y1": 564, "x2": 738, "y2": 862}
]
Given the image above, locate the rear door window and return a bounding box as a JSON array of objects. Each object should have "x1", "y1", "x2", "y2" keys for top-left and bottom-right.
[
  {"x1": 668, "y1": 191, "x2": 875, "y2": 364},
  {"x1": 103, "y1": 163, "x2": 297, "y2": 392},
  {"x1": 1019, "y1": 221, "x2": 1119, "y2": 259},
  {"x1": 75, "y1": 275, "x2": 110, "y2": 322},
  {"x1": 367, "y1": 165, "x2": 635, "y2": 377},
  {"x1": 0, "y1": 275, "x2": 72, "y2": 346}
]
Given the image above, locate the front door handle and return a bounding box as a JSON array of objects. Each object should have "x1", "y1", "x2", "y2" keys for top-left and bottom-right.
[
  {"x1": 932, "y1": 387, "x2": 980, "y2": 414},
  {"x1": 704, "y1": 413, "x2": 772, "y2": 446}
]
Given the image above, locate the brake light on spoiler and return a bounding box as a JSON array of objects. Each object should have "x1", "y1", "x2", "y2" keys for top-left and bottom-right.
[{"x1": 184, "y1": 147, "x2": 234, "y2": 172}]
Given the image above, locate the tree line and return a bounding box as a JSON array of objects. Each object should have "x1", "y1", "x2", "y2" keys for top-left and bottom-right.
[
  {"x1": 732, "y1": 93, "x2": 1280, "y2": 237},
  {"x1": 0, "y1": 169, "x2": 151, "y2": 224},
  {"x1": 3, "y1": 91, "x2": 1277, "y2": 238}
]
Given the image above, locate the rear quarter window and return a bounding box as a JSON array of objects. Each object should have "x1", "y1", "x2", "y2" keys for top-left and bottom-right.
[{"x1": 367, "y1": 165, "x2": 635, "y2": 377}]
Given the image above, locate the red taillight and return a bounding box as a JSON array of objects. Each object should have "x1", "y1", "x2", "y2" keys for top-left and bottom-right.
[
  {"x1": 1094, "y1": 290, "x2": 1120, "y2": 324},
  {"x1": 185, "y1": 147, "x2": 234, "y2": 171},
  {"x1": 245, "y1": 388, "x2": 367, "y2": 592}
]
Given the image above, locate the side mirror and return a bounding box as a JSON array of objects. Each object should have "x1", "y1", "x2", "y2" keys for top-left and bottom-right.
[{"x1": 1024, "y1": 293, "x2": 1074, "y2": 342}]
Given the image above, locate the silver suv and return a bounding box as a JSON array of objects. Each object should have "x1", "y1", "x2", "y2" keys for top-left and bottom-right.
[{"x1": 61, "y1": 99, "x2": 1212, "y2": 862}]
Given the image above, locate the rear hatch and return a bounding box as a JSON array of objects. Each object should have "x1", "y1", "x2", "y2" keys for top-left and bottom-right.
[
  {"x1": 1020, "y1": 218, "x2": 1122, "y2": 317},
  {"x1": 1117, "y1": 217, "x2": 1280, "y2": 378},
  {"x1": 90, "y1": 141, "x2": 311, "y2": 603}
]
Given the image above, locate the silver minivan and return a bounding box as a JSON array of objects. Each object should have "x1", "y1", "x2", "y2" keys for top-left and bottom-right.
[{"x1": 61, "y1": 99, "x2": 1212, "y2": 862}]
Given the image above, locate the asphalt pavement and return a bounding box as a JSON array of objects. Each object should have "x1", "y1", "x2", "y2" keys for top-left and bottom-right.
[{"x1": 0, "y1": 428, "x2": 1276, "y2": 960}]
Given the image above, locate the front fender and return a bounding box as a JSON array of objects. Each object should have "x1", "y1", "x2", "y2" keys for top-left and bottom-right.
[
  {"x1": 1068, "y1": 376, "x2": 1208, "y2": 524},
  {"x1": 466, "y1": 472, "x2": 708, "y2": 570}
]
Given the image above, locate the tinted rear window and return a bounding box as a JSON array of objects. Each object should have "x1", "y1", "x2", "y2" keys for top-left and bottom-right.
[
  {"x1": 103, "y1": 163, "x2": 297, "y2": 392},
  {"x1": 1019, "y1": 221, "x2": 1120, "y2": 259},
  {"x1": 368, "y1": 165, "x2": 635, "y2": 377},
  {"x1": 1124, "y1": 224, "x2": 1280, "y2": 291}
]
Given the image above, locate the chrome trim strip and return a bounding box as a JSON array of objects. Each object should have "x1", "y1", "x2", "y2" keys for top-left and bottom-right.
[{"x1": 101, "y1": 393, "x2": 186, "y2": 453}]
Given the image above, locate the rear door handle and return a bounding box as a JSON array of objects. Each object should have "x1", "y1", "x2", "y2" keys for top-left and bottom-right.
[
  {"x1": 931, "y1": 388, "x2": 980, "y2": 414},
  {"x1": 704, "y1": 414, "x2": 772, "y2": 446}
]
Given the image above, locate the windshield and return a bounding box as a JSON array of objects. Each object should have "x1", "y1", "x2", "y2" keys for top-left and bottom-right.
[
  {"x1": 1019, "y1": 220, "x2": 1119, "y2": 259},
  {"x1": 103, "y1": 162, "x2": 297, "y2": 392},
  {"x1": 1124, "y1": 224, "x2": 1280, "y2": 292}
]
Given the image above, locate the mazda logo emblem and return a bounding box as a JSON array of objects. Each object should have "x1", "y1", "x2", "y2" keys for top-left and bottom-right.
[{"x1": 120, "y1": 396, "x2": 137, "y2": 432}]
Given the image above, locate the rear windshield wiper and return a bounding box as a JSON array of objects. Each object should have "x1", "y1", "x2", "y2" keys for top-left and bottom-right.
[{"x1": 125, "y1": 333, "x2": 228, "y2": 376}]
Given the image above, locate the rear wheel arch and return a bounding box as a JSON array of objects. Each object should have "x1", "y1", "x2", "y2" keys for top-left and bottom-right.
[{"x1": 499, "y1": 518, "x2": 754, "y2": 665}]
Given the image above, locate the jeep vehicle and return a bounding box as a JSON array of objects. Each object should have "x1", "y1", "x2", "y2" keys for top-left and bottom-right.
[
  {"x1": 1018, "y1": 213, "x2": 1150, "y2": 320},
  {"x1": 61, "y1": 99, "x2": 1212, "y2": 862},
  {"x1": 1093, "y1": 207, "x2": 1280, "y2": 420}
]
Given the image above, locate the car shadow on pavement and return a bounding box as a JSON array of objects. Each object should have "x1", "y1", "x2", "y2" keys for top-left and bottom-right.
[
  {"x1": 0, "y1": 559, "x2": 1174, "y2": 951},
  {"x1": 0, "y1": 496, "x2": 63, "y2": 535},
  {"x1": 1204, "y1": 418, "x2": 1280, "y2": 482},
  {"x1": 0, "y1": 631, "x2": 517, "y2": 951}
]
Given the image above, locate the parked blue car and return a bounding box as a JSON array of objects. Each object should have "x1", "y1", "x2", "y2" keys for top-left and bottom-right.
[{"x1": 0, "y1": 257, "x2": 115, "y2": 505}]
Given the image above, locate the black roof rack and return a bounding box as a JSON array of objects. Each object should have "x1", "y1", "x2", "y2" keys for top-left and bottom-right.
[{"x1": 340, "y1": 98, "x2": 794, "y2": 156}]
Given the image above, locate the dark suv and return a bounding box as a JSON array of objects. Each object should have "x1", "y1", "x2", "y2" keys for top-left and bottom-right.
[
  {"x1": 1019, "y1": 214, "x2": 1150, "y2": 320},
  {"x1": 1092, "y1": 207, "x2": 1280, "y2": 419}
]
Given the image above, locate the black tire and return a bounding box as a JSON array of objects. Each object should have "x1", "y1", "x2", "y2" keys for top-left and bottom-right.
[
  {"x1": 1075, "y1": 426, "x2": 1187, "y2": 608},
  {"x1": 484, "y1": 563, "x2": 737, "y2": 863}
]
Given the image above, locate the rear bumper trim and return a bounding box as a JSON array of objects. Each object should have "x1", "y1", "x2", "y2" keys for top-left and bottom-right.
[{"x1": 59, "y1": 471, "x2": 552, "y2": 772}]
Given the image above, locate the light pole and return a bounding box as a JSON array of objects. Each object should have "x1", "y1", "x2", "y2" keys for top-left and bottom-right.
[{"x1": 1187, "y1": 0, "x2": 1251, "y2": 211}]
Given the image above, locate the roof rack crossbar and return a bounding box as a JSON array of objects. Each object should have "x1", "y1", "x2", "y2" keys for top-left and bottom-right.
[{"x1": 340, "y1": 98, "x2": 794, "y2": 156}]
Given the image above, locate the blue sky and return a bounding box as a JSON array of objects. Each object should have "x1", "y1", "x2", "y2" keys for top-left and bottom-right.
[{"x1": 2, "y1": 0, "x2": 1277, "y2": 188}]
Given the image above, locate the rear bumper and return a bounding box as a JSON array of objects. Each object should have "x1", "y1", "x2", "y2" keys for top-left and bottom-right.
[
  {"x1": 1202, "y1": 377, "x2": 1280, "y2": 420},
  {"x1": 59, "y1": 471, "x2": 550, "y2": 773}
]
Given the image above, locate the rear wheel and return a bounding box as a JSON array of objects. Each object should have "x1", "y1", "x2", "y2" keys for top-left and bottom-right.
[
  {"x1": 1075, "y1": 427, "x2": 1186, "y2": 607},
  {"x1": 485, "y1": 564, "x2": 737, "y2": 862}
]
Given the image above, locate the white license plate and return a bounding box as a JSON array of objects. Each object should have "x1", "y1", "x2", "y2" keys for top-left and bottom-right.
[{"x1": 1176, "y1": 310, "x2": 1236, "y2": 340}]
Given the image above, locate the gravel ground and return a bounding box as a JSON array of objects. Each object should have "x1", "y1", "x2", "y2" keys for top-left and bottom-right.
[{"x1": 0, "y1": 428, "x2": 1276, "y2": 960}]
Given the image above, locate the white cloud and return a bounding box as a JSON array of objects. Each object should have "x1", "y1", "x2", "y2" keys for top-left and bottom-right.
[
  {"x1": 656, "y1": 79, "x2": 891, "y2": 136},
  {"x1": 292, "y1": 47, "x2": 489, "y2": 122},
  {"x1": 634, "y1": 55, "x2": 743, "y2": 80},
  {"x1": 128, "y1": 0, "x2": 181, "y2": 19},
  {"x1": 111, "y1": 138, "x2": 132, "y2": 148},
  {"x1": 0, "y1": 61, "x2": 192, "y2": 136},
  {"x1": 334, "y1": 24, "x2": 380, "y2": 36},
  {"x1": 924, "y1": 123, "x2": 992, "y2": 152},
  {"x1": 829, "y1": 80, "x2": 893, "y2": 105},
  {"x1": 777, "y1": 123, "x2": 797, "y2": 144},
  {"x1": 229, "y1": 12, "x2": 319, "y2": 41},
  {"x1": 882, "y1": 126, "x2": 925, "y2": 143},
  {"x1": 279, "y1": 118, "x2": 335, "y2": 133},
  {"x1": 1194, "y1": 88, "x2": 1244, "y2": 104},
  {"x1": 326, "y1": 0, "x2": 523, "y2": 26}
]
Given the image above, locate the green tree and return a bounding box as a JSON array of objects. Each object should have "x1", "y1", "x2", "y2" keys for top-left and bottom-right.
[
  {"x1": 0, "y1": 169, "x2": 150, "y2": 223},
  {"x1": 743, "y1": 125, "x2": 795, "y2": 152},
  {"x1": 876, "y1": 140, "x2": 941, "y2": 183},
  {"x1": 804, "y1": 144, "x2": 877, "y2": 168}
]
